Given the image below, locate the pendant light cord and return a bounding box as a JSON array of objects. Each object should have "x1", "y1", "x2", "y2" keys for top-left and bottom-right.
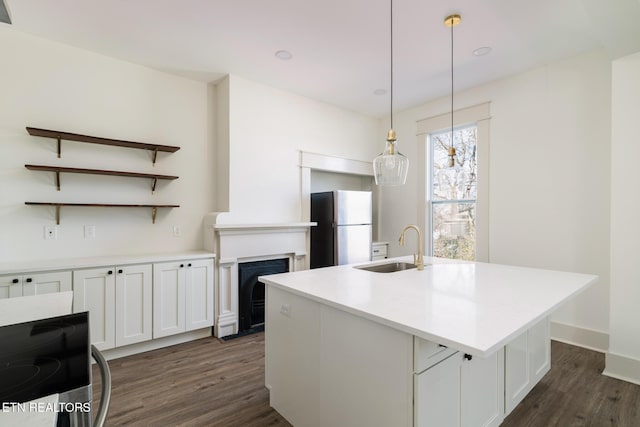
[
  {"x1": 450, "y1": 16, "x2": 454, "y2": 153},
  {"x1": 390, "y1": 0, "x2": 394, "y2": 131}
]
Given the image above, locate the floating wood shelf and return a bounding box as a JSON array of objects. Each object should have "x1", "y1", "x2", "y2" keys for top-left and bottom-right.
[
  {"x1": 25, "y1": 202, "x2": 180, "y2": 224},
  {"x1": 26, "y1": 127, "x2": 180, "y2": 165},
  {"x1": 25, "y1": 164, "x2": 178, "y2": 193}
]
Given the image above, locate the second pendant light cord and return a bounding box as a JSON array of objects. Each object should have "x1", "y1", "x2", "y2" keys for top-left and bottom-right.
[
  {"x1": 390, "y1": 0, "x2": 394, "y2": 132},
  {"x1": 444, "y1": 14, "x2": 460, "y2": 167},
  {"x1": 449, "y1": 15, "x2": 455, "y2": 167}
]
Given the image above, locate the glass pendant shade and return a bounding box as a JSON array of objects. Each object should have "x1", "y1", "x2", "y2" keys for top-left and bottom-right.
[{"x1": 374, "y1": 129, "x2": 409, "y2": 185}]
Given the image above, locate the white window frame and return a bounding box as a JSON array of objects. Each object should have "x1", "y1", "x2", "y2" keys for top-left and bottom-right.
[{"x1": 416, "y1": 102, "x2": 491, "y2": 262}]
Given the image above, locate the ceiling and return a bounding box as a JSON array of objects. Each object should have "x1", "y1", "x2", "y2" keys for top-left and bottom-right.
[{"x1": 3, "y1": 0, "x2": 640, "y2": 117}]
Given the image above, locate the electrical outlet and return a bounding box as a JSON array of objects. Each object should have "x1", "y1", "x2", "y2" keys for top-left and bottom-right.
[
  {"x1": 173, "y1": 225, "x2": 182, "y2": 237},
  {"x1": 280, "y1": 304, "x2": 291, "y2": 317},
  {"x1": 44, "y1": 226, "x2": 57, "y2": 240},
  {"x1": 84, "y1": 225, "x2": 96, "y2": 239}
]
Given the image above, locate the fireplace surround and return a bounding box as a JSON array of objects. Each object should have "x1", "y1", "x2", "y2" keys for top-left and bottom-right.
[{"x1": 204, "y1": 217, "x2": 315, "y2": 338}]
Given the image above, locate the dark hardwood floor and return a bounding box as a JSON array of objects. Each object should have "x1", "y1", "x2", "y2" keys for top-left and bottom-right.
[
  {"x1": 92, "y1": 332, "x2": 291, "y2": 427},
  {"x1": 502, "y1": 341, "x2": 640, "y2": 427},
  {"x1": 93, "y1": 334, "x2": 640, "y2": 426}
]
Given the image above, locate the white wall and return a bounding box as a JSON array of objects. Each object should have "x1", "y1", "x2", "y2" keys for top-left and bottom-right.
[
  {"x1": 606, "y1": 51, "x2": 640, "y2": 384},
  {"x1": 212, "y1": 75, "x2": 379, "y2": 225},
  {"x1": 0, "y1": 27, "x2": 213, "y2": 262},
  {"x1": 379, "y1": 49, "x2": 612, "y2": 347}
]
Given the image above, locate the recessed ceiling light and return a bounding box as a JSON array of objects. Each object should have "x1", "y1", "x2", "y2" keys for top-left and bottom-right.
[
  {"x1": 275, "y1": 50, "x2": 293, "y2": 60},
  {"x1": 473, "y1": 46, "x2": 492, "y2": 56},
  {"x1": 373, "y1": 89, "x2": 387, "y2": 95}
]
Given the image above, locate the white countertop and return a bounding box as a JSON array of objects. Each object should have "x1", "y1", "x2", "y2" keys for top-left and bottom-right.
[
  {"x1": 0, "y1": 250, "x2": 215, "y2": 275},
  {"x1": 261, "y1": 256, "x2": 598, "y2": 357}
]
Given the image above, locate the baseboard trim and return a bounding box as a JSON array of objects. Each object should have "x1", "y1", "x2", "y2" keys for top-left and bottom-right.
[
  {"x1": 550, "y1": 321, "x2": 609, "y2": 353},
  {"x1": 101, "y1": 328, "x2": 212, "y2": 361},
  {"x1": 603, "y1": 352, "x2": 640, "y2": 386}
]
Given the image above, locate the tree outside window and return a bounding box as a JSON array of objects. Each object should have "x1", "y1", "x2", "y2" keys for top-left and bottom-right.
[{"x1": 429, "y1": 125, "x2": 477, "y2": 261}]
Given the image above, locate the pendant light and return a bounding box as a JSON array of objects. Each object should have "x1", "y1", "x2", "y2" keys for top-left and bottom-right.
[
  {"x1": 445, "y1": 14, "x2": 461, "y2": 168},
  {"x1": 374, "y1": 0, "x2": 409, "y2": 186}
]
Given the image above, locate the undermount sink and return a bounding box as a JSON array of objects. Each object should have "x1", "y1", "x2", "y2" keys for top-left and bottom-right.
[{"x1": 354, "y1": 261, "x2": 418, "y2": 273}]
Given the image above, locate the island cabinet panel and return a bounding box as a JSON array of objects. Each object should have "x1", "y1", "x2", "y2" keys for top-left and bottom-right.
[
  {"x1": 504, "y1": 317, "x2": 550, "y2": 415},
  {"x1": 265, "y1": 286, "x2": 321, "y2": 426},
  {"x1": 318, "y1": 305, "x2": 413, "y2": 427},
  {"x1": 0, "y1": 271, "x2": 71, "y2": 299},
  {"x1": 415, "y1": 352, "x2": 461, "y2": 427},
  {"x1": 460, "y1": 348, "x2": 504, "y2": 427},
  {"x1": 414, "y1": 347, "x2": 504, "y2": 427},
  {"x1": 265, "y1": 286, "x2": 413, "y2": 427}
]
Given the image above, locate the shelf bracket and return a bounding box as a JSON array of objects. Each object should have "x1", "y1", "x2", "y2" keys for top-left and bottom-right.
[
  {"x1": 57, "y1": 137, "x2": 61, "y2": 158},
  {"x1": 55, "y1": 205, "x2": 61, "y2": 225},
  {"x1": 55, "y1": 171, "x2": 61, "y2": 191},
  {"x1": 151, "y1": 207, "x2": 158, "y2": 224},
  {"x1": 152, "y1": 147, "x2": 159, "y2": 166},
  {"x1": 151, "y1": 178, "x2": 158, "y2": 194}
]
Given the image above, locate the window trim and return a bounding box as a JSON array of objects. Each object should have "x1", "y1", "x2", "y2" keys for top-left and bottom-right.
[{"x1": 416, "y1": 102, "x2": 491, "y2": 262}]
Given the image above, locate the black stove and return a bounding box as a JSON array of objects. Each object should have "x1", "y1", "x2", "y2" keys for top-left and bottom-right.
[{"x1": 0, "y1": 312, "x2": 91, "y2": 405}]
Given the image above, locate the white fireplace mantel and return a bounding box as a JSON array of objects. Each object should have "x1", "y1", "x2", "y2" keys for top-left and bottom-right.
[{"x1": 203, "y1": 217, "x2": 316, "y2": 338}]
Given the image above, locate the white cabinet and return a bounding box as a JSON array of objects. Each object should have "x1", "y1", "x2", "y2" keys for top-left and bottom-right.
[
  {"x1": 153, "y1": 258, "x2": 214, "y2": 338},
  {"x1": 0, "y1": 275, "x2": 24, "y2": 298},
  {"x1": 0, "y1": 271, "x2": 71, "y2": 299},
  {"x1": 460, "y1": 350, "x2": 504, "y2": 427},
  {"x1": 414, "y1": 351, "x2": 461, "y2": 427},
  {"x1": 266, "y1": 286, "x2": 413, "y2": 427},
  {"x1": 504, "y1": 317, "x2": 550, "y2": 415},
  {"x1": 153, "y1": 261, "x2": 186, "y2": 338},
  {"x1": 414, "y1": 345, "x2": 504, "y2": 427},
  {"x1": 73, "y1": 267, "x2": 116, "y2": 350},
  {"x1": 185, "y1": 259, "x2": 215, "y2": 331},
  {"x1": 115, "y1": 265, "x2": 153, "y2": 347},
  {"x1": 73, "y1": 264, "x2": 152, "y2": 350}
]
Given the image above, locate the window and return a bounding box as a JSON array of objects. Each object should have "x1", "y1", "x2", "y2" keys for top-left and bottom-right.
[
  {"x1": 428, "y1": 126, "x2": 477, "y2": 260},
  {"x1": 416, "y1": 102, "x2": 489, "y2": 262}
]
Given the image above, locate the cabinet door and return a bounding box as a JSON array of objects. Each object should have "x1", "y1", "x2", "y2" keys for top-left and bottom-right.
[
  {"x1": 185, "y1": 259, "x2": 214, "y2": 331},
  {"x1": 23, "y1": 271, "x2": 72, "y2": 296},
  {"x1": 73, "y1": 268, "x2": 116, "y2": 351},
  {"x1": 505, "y1": 317, "x2": 550, "y2": 415},
  {"x1": 153, "y1": 262, "x2": 186, "y2": 338},
  {"x1": 461, "y1": 349, "x2": 504, "y2": 427},
  {"x1": 0, "y1": 275, "x2": 23, "y2": 299},
  {"x1": 505, "y1": 330, "x2": 530, "y2": 414},
  {"x1": 529, "y1": 318, "x2": 551, "y2": 384},
  {"x1": 115, "y1": 264, "x2": 152, "y2": 347},
  {"x1": 414, "y1": 352, "x2": 461, "y2": 427}
]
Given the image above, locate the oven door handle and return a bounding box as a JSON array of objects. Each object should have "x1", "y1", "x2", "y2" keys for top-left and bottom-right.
[{"x1": 91, "y1": 344, "x2": 112, "y2": 427}]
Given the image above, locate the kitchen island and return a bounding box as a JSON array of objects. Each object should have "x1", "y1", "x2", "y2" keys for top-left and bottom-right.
[{"x1": 261, "y1": 256, "x2": 597, "y2": 427}]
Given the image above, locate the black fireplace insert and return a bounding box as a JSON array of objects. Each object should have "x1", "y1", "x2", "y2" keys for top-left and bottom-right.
[{"x1": 238, "y1": 258, "x2": 289, "y2": 332}]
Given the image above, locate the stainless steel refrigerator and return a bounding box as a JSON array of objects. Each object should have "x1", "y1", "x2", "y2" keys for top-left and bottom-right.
[{"x1": 310, "y1": 190, "x2": 372, "y2": 268}]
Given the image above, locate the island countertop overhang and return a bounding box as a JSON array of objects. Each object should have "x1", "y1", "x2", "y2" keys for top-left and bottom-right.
[{"x1": 260, "y1": 256, "x2": 598, "y2": 357}]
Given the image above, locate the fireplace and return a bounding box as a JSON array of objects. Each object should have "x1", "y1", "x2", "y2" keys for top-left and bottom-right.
[
  {"x1": 204, "y1": 219, "x2": 315, "y2": 338},
  {"x1": 238, "y1": 258, "x2": 289, "y2": 332}
]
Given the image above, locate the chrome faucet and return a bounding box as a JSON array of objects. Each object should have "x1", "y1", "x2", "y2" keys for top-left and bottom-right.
[{"x1": 399, "y1": 225, "x2": 425, "y2": 270}]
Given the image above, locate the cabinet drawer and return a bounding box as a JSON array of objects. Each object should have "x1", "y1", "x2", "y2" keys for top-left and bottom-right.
[{"x1": 414, "y1": 337, "x2": 457, "y2": 373}]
